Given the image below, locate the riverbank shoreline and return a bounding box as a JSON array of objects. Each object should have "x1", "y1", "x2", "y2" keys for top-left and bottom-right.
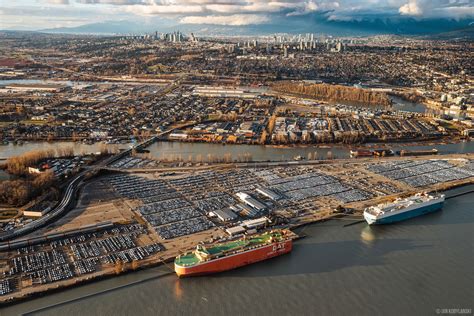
[
  {"x1": 160, "y1": 135, "x2": 460, "y2": 146},
  {"x1": 2, "y1": 139, "x2": 472, "y2": 167},
  {"x1": 1, "y1": 136, "x2": 465, "y2": 147},
  {"x1": 264, "y1": 138, "x2": 467, "y2": 149}
]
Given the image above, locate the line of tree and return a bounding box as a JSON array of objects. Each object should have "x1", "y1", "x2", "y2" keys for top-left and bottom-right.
[
  {"x1": 139, "y1": 152, "x2": 254, "y2": 163},
  {"x1": 0, "y1": 170, "x2": 55, "y2": 206},
  {"x1": 6, "y1": 147, "x2": 75, "y2": 176},
  {"x1": 273, "y1": 82, "x2": 391, "y2": 106},
  {"x1": 390, "y1": 91, "x2": 426, "y2": 104}
]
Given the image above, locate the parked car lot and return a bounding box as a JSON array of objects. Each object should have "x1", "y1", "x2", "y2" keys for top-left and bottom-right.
[
  {"x1": 2, "y1": 224, "x2": 163, "y2": 288},
  {"x1": 367, "y1": 159, "x2": 474, "y2": 187}
]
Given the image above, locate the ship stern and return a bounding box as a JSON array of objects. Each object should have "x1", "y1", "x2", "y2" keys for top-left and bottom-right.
[
  {"x1": 363, "y1": 211, "x2": 378, "y2": 225},
  {"x1": 174, "y1": 263, "x2": 188, "y2": 278}
]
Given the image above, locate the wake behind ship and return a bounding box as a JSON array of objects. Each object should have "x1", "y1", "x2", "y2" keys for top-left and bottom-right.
[
  {"x1": 174, "y1": 229, "x2": 293, "y2": 277},
  {"x1": 364, "y1": 193, "x2": 445, "y2": 225}
]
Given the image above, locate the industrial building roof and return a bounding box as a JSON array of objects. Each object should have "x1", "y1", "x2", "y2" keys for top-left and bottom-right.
[{"x1": 213, "y1": 208, "x2": 238, "y2": 222}]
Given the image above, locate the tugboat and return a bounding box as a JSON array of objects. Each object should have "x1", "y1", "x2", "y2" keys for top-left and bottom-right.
[{"x1": 350, "y1": 149, "x2": 373, "y2": 158}]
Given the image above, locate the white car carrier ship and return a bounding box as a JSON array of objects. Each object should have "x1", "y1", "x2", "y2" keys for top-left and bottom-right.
[{"x1": 364, "y1": 193, "x2": 445, "y2": 225}]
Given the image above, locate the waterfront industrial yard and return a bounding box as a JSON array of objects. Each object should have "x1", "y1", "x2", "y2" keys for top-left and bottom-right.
[
  {"x1": 0, "y1": 152, "x2": 473, "y2": 304},
  {"x1": 5, "y1": 188, "x2": 471, "y2": 316},
  {"x1": 0, "y1": 29, "x2": 473, "y2": 311}
]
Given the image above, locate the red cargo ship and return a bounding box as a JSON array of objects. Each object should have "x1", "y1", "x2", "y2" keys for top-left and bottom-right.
[{"x1": 174, "y1": 229, "x2": 293, "y2": 277}]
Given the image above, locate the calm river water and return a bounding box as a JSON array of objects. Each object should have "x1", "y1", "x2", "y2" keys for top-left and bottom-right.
[
  {"x1": 2, "y1": 186, "x2": 473, "y2": 316},
  {"x1": 144, "y1": 140, "x2": 474, "y2": 162},
  {"x1": 1, "y1": 140, "x2": 473, "y2": 163}
]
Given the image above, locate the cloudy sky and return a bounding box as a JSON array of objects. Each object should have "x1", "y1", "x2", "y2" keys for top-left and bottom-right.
[{"x1": 1, "y1": 0, "x2": 473, "y2": 30}]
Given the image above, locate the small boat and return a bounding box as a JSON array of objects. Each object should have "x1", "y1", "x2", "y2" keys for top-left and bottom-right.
[
  {"x1": 350, "y1": 149, "x2": 373, "y2": 158},
  {"x1": 397, "y1": 149, "x2": 438, "y2": 156},
  {"x1": 373, "y1": 149, "x2": 394, "y2": 157}
]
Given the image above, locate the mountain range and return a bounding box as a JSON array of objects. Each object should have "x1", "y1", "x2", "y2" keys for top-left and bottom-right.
[{"x1": 30, "y1": 15, "x2": 474, "y2": 38}]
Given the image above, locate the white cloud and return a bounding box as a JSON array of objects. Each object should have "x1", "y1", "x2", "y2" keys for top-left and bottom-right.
[
  {"x1": 399, "y1": 0, "x2": 422, "y2": 16},
  {"x1": 76, "y1": 0, "x2": 149, "y2": 4},
  {"x1": 180, "y1": 14, "x2": 270, "y2": 25},
  {"x1": 398, "y1": 0, "x2": 474, "y2": 18},
  {"x1": 286, "y1": 1, "x2": 341, "y2": 16},
  {"x1": 48, "y1": 0, "x2": 70, "y2": 4},
  {"x1": 125, "y1": 4, "x2": 204, "y2": 15},
  {"x1": 34, "y1": 0, "x2": 473, "y2": 20},
  {"x1": 2, "y1": 0, "x2": 473, "y2": 30}
]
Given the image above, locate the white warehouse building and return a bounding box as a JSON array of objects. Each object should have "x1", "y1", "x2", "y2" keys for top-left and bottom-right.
[{"x1": 236, "y1": 192, "x2": 267, "y2": 211}]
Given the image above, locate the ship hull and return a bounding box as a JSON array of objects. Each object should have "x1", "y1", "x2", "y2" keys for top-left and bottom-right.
[
  {"x1": 175, "y1": 240, "x2": 292, "y2": 277},
  {"x1": 364, "y1": 200, "x2": 444, "y2": 225}
]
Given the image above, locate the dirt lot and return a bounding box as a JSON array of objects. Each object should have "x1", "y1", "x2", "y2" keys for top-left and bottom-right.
[{"x1": 23, "y1": 179, "x2": 136, "y2": 237}]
